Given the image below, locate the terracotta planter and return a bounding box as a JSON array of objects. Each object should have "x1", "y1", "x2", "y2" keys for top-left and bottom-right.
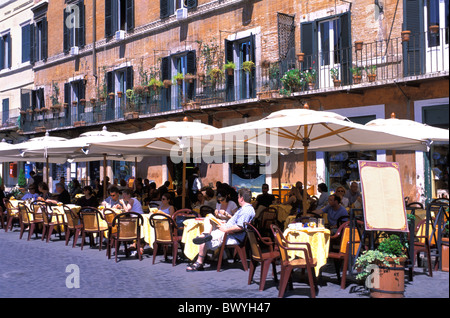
[
  {"x1": 354, "y1": 41, "x2": 364, "y2": 51},
  {"x1": 308, "y1": 82, "x2": 315, "y2": 90},
  {"x1": 297, "y1": 52, "x2": 305, "y2": 62},
  {"x1": 90, "y1": 98, "x2": 96, "y2": 104},
  {"x1": 198, "y1": 74, "x2": 205, "y2": 82},
  {"x1": 226, "y1": 68, "x2": 234, "y2": 76},
  {"x1": 261, "y1": 60, "x2": 270, "y2": 68},
  {"x1": 163, "y1": 80, "x2": 172, "y2": 88},
  {"x1": 333, "y1": 79, "x2": 342, "y2": 87},
  {"x1": 109, "y1": 93, "x2": 115, "y2": 100},
  {"x1": 353, "y1": 75, "x2": 362, "y2": 84},
  {"x1": 429, "y1": 25, "x2": 440, "y2": 34},
  {"x1": 176, "y1": 79, "x2": 183, "y2": 86},
  {"x1": 368, "y1": 74, "x2": 377, "y2": 82},
  {"x1": 401, "y1": 30, "x2": 411, "y2": 42},
  {"x1": 117, "y1": 91, "x2": 123, "y2": 98},
  {"x1": 370, "y1": 257, "x2": 406, "y2": 298}
]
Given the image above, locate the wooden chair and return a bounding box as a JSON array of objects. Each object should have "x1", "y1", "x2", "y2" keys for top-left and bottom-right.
[
  {"x1": 41, "y1": 203, "x2": 63, "y2": 243},
  {"x1": 328, "y1": 220, "x2": 364, "y2": 289},
  {"x1": 149, "y1": 213, "x2": 181, "y2": 266},
  {"x1": 245, "y1": 222, "x2": 279, "y2": 291},
  {"x1": 216, "y1": 232, "x2": 249, "y2": 272},
  {"x1": 63, "y1": 205, "x2": 82, "y2": 248},
  {"x1": 271, "y1": 224, "x2": 317, "y2": 298},
  {"x1": 4, "y1": 200, "x2": 19, "y2": 232},
  {"x1": 17, "y1": 202, "x2": 43, "y2": 240},
  {"x1": 257, "y1": 207, "x2": 278, "y2": 236},
  {"x1": 109, "y1": 212, "x2": 144, "y2": 262},
  {"x1": 79, "y1": 207, "x2": 109, "y2": 251},
  {"x1": 172, "y1": 209, "x2": 198, "y2": 236},
  {"x1": 411, "y1": 219, "x2": 433, "y2": 277}
]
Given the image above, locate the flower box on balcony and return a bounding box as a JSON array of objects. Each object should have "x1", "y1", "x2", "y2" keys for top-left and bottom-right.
[
  {"x1": 51, "y1": 104, "x2": 61, "y2": 111},
  {"x1": 125, "y1": 112, "x2": 139, "y2": 120},
  {"x1": 74, "y1": 121, "x2": 86, "y2": 127},
  {"x1": 183, "y1": 101, "x2": 200, "y2": 110},
  {"x1": 257, "y1": 90, "x2": 279, "y2": 100}
]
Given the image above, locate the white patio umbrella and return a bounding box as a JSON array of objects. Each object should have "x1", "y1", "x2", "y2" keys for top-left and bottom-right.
[
  {"x1": 88, "y1": 119, "x2": 222, "y2": 207},
  {"x1": 212, "y1": 107, "x2": 428, "y2": 215},
  {"x1": 365, "y1": 113, "x2": 449, "y2": 160}
]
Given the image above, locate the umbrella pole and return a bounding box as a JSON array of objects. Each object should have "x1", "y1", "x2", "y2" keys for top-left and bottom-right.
[
  {"x1": 302, "y1": 125, "x2": 310, "y2": 217},
  {"x1": 46, "y1": 156, "x2": 49, "y2": 186},
  {"x1": 103, "y1": 154, "x2": 107, "y2": 200},
  {"x1": 182, "y1": 150, "x2": 186, "y2": 209}
]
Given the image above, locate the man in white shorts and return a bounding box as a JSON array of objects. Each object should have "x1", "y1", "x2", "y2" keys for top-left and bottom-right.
[{"x1": 186, "y1": 188, "x2": 255, "y2": 271}]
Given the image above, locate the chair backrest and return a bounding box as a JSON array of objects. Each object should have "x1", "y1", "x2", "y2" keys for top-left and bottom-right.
[
  {"x1": 261, "y1": 207, "x2": 277, "y2": 224},
  {"x1": 112, "y1": 212, "x2": 143, "y2": 240},
  {"x1": 199, "y1": 205, "x2": 215, "y2": 217},
  {"x1": 407, "y1": 201, "x2": 424, "y2": 209},
  {"x1": 103, "y1": 208, "x2": 117, "y2": 225},
  {"x1": 5, "y1": 200, "x2": 16, "y2": 216},
  {"x1": 149, "y1": 213, "x2": 177, "y2": 243},
  {"x1": 245, "y1": 222, "x2": 265, "y2": 261},
  {"x1": 335, "y1": 221, "x2": 363, "y2": 256},
  {"x1": 18, "y1": 202, "x2": 32, "y2": 224},
  {"x1": 80, "y1": 208, "x2": 104, "y2": 232},
  {"x1": 63, "y1": 205, "x2": 79, "y2": 228},
  {"x1": 270, "y1": 224, "x2": 290, "y2": 262},
  {"x1": 30, "y1": 201, "x2": 47, "y2": 221}
]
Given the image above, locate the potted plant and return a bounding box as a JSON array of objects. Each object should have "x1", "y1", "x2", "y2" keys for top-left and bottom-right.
[
  {"x1": 163, "y1": 79, "x2": 172, "y2": 88},
  {"x1": 242, "y1": 60, "x2": 255, "y2": 73},
  {"x1": 184, "y1": 73, "x2": 196, "y2": 83},
  {"x1": 223, "y1": 60, "x2": 236, "y2": 76},
  {"x1": 303, "y1": 69, "x2": 317, "y2": 90},
  {"x1": 108, "y1": 92, "x2": 115, "y2": 99},
  {"x1": 365, "y1": 65, "x2": 377, "y2": 82},
  {"x1": 429, "y1": 25, "x2": 440, "y2": 34},
  {"x1": 354, "y1": 41, "x2": 364, "y2": 51},
  {"x1": 330, "y1": 66, "x2": 341, "y2": 87},
  {"x1": 197, "y1": 72, "x2": 206, "y2": 82},
  {"x1": 173, "y1": 72, "x2": 184, "y2": 85},
  {"x1": 355, "y1": 234, "x2": 408, "y2": 298},
  {"x1": 117, "y1": 91, "x2": 123, "y2": 98},
  {"x1": 351, "y1": 66, "x2": 363, "y2": 84},
  {"x1": 90, "y1": 98, "x2": 97, "y2": 105},
  {"x1": 296, "y1": 52, "x2": 305, "y2": 63},
  {"x1": 280, "y1": 68, "x2": 303, "y2": 96},
  {"x1": 401, "y1": 30, "x2": 411, "y2": 42},
  {"x1": 148, "y1": 78, "x2": 163, "y2": 92},
  {"x1": 208, "y1": 68, "x2": 223, "y2": 80}
]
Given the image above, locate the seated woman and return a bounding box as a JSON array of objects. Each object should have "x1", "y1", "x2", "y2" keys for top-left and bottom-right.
[
  {"x1": 76, "y1": 186, "x2": 99, "y2": 208},
  {"x1": 120, "y1": 189, "x2": 143, "y2": 214},
  {"x1": 334, "y1": 186, "x2": 349, "y2": 208},
  {"x1": 286, "y1": 184, "x2": 302, "y2": 214},
  {"x1": 214, "y1": 192, "x2": 238, "y2": 221},
  {"x1": 158, "y1": 192, "x2": 175, "y2": 216},
  {"x1": 316, "y1": 183, "x2": 330, "y2": 210}
]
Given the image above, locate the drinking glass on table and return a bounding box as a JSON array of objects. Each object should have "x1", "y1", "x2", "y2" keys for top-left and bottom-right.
[
  {"x1": 309, "y1": 218, "x2": 317, "y2": 228},
  {"x1": 318, "y1": 218, "x2": 324, "y2": 228}
]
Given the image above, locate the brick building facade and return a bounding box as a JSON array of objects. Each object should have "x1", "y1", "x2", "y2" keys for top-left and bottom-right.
[{"x1": 1, "y1": 0, "x2": 448, "y2": 202}]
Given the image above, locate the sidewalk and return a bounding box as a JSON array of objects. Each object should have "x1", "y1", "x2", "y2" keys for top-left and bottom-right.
[{"x1": 0, "y1": 227, "x2": 448, "y2": 299}]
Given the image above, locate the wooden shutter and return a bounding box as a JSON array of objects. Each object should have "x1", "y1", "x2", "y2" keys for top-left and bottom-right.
[
  {"x1": 126, "y1": 66, "x2": 134, "y2": 90},
  {"x1": 78, "y1": 0, "x2": 85, "y2": 47},
  {"x1": 126, "y1": 0, "x2": 134, "y2": 31},
  {"x1": 339, "y1": 12, "x2": 352, "y2": 85},
  {"x1": 7, "y1": 34, "x2": 11, "y2": 68},
  {"x1": 160, "y1": 0, "x2": 170, "y2": 19},
  {"x1": 29, "y1": 23, "x2": 35, "y2": 64},
  {"x1": 42, "y1": 19, "x2": 48, "y2": 60},
  {"x1": 105, "y1": 0, "x2": 113, "y2": 37},
  {"x1": 186, "y1": 50, "x2": 196, "y2": 100},
  {"x1": 225, "y1": 39, "x2": 234, "y2": 102},
  {"x1": 403, "y1": 0, "x2": 424, "y2": 76},
  {"x1": 22, "y1": 25, "x2": 30, "y2": 63},
  {"x1": 161, "y1": 56, "x2": 171, "y2": 110},
  {"x1": 300, "y1": 21, "x2": 316, "y2": 71},
  {"x1": 0, "y1": 37, "x2": 4, "y2": 70},
  {"x1": 63, "y1": 8, "x2": 70, "y2": 53}
]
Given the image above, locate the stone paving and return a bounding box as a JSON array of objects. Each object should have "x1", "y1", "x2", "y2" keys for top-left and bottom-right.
[{"x1": 0, "y1": 225, "x2": 448, "y2": 301}]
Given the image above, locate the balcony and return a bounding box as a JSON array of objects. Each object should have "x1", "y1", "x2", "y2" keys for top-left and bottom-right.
[{"x1": 16, "y1": 28, "x2": 449, "y2": 134}]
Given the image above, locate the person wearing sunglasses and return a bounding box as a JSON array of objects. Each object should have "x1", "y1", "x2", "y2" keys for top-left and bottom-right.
[
  {"x1": 158, "y1": 192, "x2": 175, "y2": 216},
  {"x1": 334, "y1": 186, "x2": 349, "y2": 208},
  {"x1": 214, "y1": 193, "x2": 238, "y2": 220}
]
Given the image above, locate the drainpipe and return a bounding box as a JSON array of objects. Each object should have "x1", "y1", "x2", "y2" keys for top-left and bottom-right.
[{"x1": 92, "y1": 0, "x2": 97, "y2": 83}]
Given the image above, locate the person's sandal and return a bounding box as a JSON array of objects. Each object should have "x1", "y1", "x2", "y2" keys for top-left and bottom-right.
[
  {"x1": 193, "y1": 233, "x2": 212, "y2": 245},
  {"x1": 186, "y1": 262, "x2": 204, "y2": 272}
]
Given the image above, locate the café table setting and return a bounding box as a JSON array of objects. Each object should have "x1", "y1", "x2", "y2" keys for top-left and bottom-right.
[{"x1": 282, "y1": 218, "x2": 330, "y2": 275}]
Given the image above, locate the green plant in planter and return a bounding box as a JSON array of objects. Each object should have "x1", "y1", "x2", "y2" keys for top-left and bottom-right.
[
  {"x1": 330, "y1": 66, "x2": 340, "y2": 80},
  {"x1": 173, "y1": 72, "x2": 184, "y2": 84},
  {"x1": 350, "y1": 66, "x2": 363, "y2": 76},
  {"x1": 303, "y1": 68, "x2": 317, "y2": 83},
  {"x1": 126, "y1": 89, "x2": 135, "y2": 100},
  {"x1": 280, "y1": 68, "x2": 304, "y2": 95},
  {"x1": 242, "y1": 60, "x2": 255, "y2": 73},
  {"x1": 355, "y1": 234, "x2": 408, "y2": 280},
  {"x1": 223, "y1": 60, "x2": 236, "y2": 71},
  {"x1": 365, "y1": 65, "x2": 377, "y2": 76},
  {"x1": 148, "y1": 78, "x2": 163, "y2": 89},
  {"x1": 208, "y1": 68, "x2": 223, "y2": 80}
]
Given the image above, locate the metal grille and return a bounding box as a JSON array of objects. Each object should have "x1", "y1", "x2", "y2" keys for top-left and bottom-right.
[{"x1": 277, "y1": 13, "x2": 296, "y2": 61}]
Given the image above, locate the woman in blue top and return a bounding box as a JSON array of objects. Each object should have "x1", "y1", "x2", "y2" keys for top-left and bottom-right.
[{"x1": 158, "y1": 192, "x2": 175, "y2": 216}]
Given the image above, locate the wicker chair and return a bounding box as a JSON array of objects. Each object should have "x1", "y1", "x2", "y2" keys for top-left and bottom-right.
[
  {"x1": 149, "y1": 213, "x2": 181, "y2": 266},
  {"x1": 109, "y1": 212, "x2": 144, "y2": 262}
]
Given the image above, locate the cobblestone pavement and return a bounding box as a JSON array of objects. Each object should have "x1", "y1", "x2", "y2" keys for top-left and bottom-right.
[{"x1": 0, "y1": 226, "x2": 448, "y2": 301}]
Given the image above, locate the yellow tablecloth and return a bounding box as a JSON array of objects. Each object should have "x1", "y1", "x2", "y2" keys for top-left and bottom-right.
[
  {"x1": 283, "y1": 227, "x2": 330, "y2": 276},
  {"x1": 181, "y1": 218, "x2": 205, "y2": 260},
  {"x1": 141, "y1": 209, "x2": 169, "y2": 246}
]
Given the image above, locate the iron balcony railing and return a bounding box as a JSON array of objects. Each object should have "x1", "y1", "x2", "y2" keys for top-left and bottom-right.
[{"x1": 13, "y1": 28, "x2": 449, "y2": 133}]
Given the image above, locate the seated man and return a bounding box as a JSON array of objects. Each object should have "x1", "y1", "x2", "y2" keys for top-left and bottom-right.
[
  {"x1": 314, "y1": 194, "x2": 348, "y2": 232},
  {"x1": 21, "y1": 184, "x2": 39, "y2": 201},
  {"x1": 186, "y1": 188, "x2": 255, "y2": 272},
  {"x1": 253, "y1": 183, "x2": 276, "y2": 219},
  {"x1": 101, "y1": 186, "x2": 122, "y2": 208},
  {"x1": 46, "y1": 183, "x2": 71, "y2": 205}
]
